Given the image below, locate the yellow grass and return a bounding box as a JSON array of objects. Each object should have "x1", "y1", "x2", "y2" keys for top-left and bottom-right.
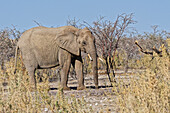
[
  {"x1": 0, "y1": 45, "x2": 169, "y2": 112},
  {"x1": 0, "y1": 58, "x2": 92, "y2": 112},
  {"x1": 114, "y1": 45, "x2": 169, "y2": 113}
]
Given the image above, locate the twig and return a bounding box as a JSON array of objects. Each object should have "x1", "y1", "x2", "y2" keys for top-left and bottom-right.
[{"x1": 33, "y1": 20, "x2": 42, "y2": 26}]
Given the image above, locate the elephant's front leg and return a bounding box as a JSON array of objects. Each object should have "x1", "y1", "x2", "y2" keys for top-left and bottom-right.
[
  {"x1": 59, "y1": 52, "x2": 71, "y2": 90},
  {"x1": 75, "y1": 57, "x2": 86, "y2": 90}
]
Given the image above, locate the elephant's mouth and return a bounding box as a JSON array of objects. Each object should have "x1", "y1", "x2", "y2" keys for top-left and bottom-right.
[
  {"x1": 81, "y1": 48, "x2": 93, "y2": 61},
  {"x1": 81, "y1": 47, "x2": 86, "y2": 53}
]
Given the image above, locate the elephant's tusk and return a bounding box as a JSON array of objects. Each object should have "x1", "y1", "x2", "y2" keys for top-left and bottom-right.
[
  {"x1": 88, "y1": 54, "x2": 93, "y2": 61},
  {"x1": 98, "y1": 57, "x2": 104, "y2": 62}
]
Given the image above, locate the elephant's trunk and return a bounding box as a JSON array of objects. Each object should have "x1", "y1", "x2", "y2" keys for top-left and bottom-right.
[{"x1": 90, "y1": 50, "x2": 98, "y2": 89}]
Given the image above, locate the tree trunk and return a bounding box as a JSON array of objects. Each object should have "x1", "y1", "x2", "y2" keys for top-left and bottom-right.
[{"x1": 105, "y1": 56, "x2": 116, "y2": 86}]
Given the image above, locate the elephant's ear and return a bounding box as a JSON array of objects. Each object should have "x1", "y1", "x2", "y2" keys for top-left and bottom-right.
[{"x1": 56, "y1": 32, "x2": 79, "y2": 56}]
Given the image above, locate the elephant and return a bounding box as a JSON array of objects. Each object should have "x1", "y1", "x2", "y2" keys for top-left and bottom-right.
[{"x1": 14, "y1": 26, "x2": 98, "y2": 90}]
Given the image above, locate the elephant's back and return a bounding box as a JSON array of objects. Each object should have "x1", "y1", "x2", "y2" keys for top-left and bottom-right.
[
  {"x1": 18, "y1": 27, "x2": 60, "y2": 68},
  {"x1": 19, "y1": 26, "x2": 78, "y2": 41}
]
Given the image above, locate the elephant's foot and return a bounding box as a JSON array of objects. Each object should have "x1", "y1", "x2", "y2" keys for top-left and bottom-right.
[
  {"x1": 77, "y1": 86, "x2": 86, "y2": 90},
  {"x1": 63, "y1": 86, "x2": 71, "y2": 90}
]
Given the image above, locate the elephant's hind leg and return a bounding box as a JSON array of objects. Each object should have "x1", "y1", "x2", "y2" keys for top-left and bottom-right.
[
  {"x1": 27, "y1": 68, "x2": 36, "y2": 90},
  {"x1": 22, "y1": 51, "x2": 37, "y2": 90}
]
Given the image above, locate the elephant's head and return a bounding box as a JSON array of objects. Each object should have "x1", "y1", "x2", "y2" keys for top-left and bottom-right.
[
  {"x1": 77, "y1": 28, "x2": 98, "y2": 88},
  {"x1": 56, "y1": 26, "x2": 98, "y2": 88}
]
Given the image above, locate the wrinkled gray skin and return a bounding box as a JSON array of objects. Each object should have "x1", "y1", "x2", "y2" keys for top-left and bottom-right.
[{"x1": 14, "y1": 26, "x2": 98, "y2": 90}]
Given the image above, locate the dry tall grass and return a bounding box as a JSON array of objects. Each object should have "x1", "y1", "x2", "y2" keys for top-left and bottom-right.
[
  {"x1": 0, "y1": 58, "x2": 92, "y2": 112},
  {"x1": 0, "y1": 45, "x2": 169, "y2": 112},
  {"x1": 114, "y1": 45, "x2": 169, "y2": 113}
]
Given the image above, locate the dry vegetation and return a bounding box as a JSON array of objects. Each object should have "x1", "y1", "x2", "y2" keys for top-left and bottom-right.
[
  {"x1": 0, "y1": 14, "x2": 169, "y2": 112},
  {"x1": 0, "y1": 58, "x2": 93, "y2": 112},
  {"x1": 114, "y1": 45, "x2": 169, "y2": 113}
]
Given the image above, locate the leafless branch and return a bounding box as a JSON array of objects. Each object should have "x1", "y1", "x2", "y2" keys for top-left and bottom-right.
[
  {"x1": 135, "y1": 41, "x2": 162, "y2": 57},
  {"x1": 33, "y1": 20, "x2": 42, "y2": 26},
  {"x1": 67, "y1": 17, "x2": 81, "y2": 28}
]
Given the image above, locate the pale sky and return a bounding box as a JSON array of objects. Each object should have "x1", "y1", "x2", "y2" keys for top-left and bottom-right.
[{"x1": 0, "y1": 0, "x2": 170, "y2": 33}]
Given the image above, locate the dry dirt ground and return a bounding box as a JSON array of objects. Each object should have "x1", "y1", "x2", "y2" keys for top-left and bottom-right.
[{"x1": 49, "y1": 70, "x2": 136, "y2": 112}]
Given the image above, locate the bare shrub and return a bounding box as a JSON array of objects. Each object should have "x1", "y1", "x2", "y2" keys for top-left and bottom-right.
[
  {"x1": 85, "y1": 13, "x2": 135, "y2": 84},
  {"x1": 118, "y1": 37, "x2": 139, "y2": 72},
  {"x1": 0, "y1": 27, "x2": 21, "y2": 70}
]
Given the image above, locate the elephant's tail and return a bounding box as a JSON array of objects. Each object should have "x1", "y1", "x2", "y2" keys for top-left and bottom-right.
[{"x1": 14, "y1": 45, "x2": 19, "y2": 74}]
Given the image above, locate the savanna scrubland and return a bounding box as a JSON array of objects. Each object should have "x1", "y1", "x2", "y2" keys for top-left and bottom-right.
[{"x1": 0, "y1": 14, "x2": 169, "y2": 112}]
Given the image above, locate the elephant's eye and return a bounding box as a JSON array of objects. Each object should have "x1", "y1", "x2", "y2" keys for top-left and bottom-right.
[{"x1": 82, "y1": 41, "x2": 86, "y2": 46}]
